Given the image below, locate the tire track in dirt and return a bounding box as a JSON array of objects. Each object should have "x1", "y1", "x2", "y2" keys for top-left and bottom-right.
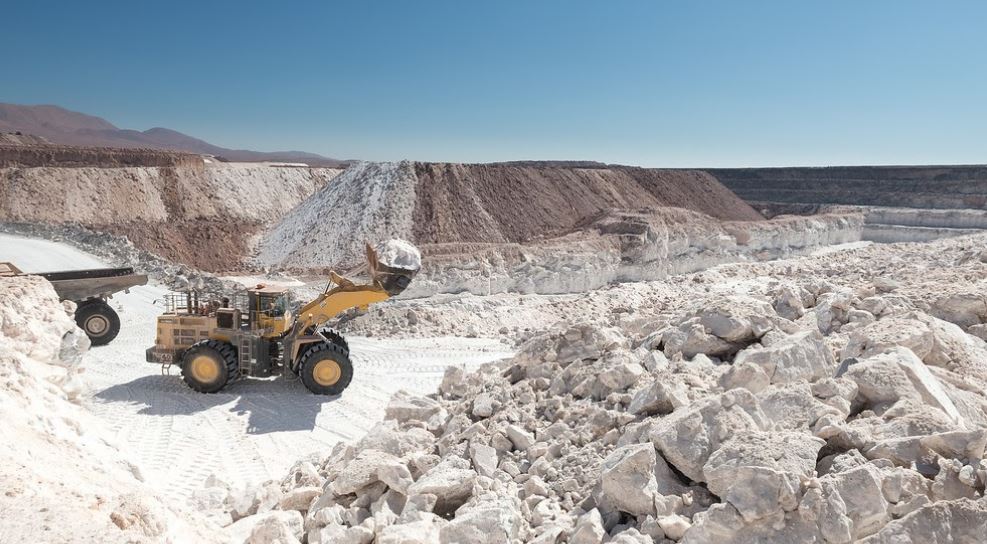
[{"x1": 87, "y1": 335, "x2": 511, "y2": 500}]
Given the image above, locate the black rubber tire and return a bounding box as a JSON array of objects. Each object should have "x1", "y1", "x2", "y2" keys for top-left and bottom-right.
[
  {"x1": 75, "y1": 300, "x2": 121, "y2": 346},
  {"x1": 298, "y1": 342, "x2": 353, "y2": 395},
  {"x1": 180, "y1": 339, "x2": 238, "y2": 393},
  {"x1": 320, "y1": 328, "x2": 350, "y2": 355}
]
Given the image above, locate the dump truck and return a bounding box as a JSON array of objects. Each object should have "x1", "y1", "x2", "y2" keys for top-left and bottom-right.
[
  {"x1": 0, "y1": 261, "x2": 148, "y2": 345},
  {"x1": 146, "y1": 240, "x2": 420, "y2": 395}
]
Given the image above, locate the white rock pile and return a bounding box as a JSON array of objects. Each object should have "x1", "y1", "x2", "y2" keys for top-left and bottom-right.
[
  {"x1": 202, "y1": 278, "x2": 987, "y2": 543},
  {"x1": 0, "y1": 275, "x2": 222, "y2": 543}
]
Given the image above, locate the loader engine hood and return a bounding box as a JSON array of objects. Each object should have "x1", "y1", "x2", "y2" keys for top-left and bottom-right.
[{"x1": 369, "y1": 239, "x2": 421, "y2": 296}]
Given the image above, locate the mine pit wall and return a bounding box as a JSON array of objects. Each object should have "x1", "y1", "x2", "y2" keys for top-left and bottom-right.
[
  {"x1": 864, "y1": 224, "x2": 985, "y2": 243},
  {"x1": 403, "y1": 212, "x2": 864, "y2": 298},
  {"x1": 0, "y1": 163, "x2": 341, "y2": 270},
  {"x1": 861, "y1": 206, "x2": 987, "y2": 229},
  {"x1": 858, "y1": 206, "x2": 987, "y2": 243},
  {"x1": 755, "y1": 203, "x2": 987, "y2": 244},
  {"x1": 707, "y1": 165, "x2": 987, "y2": 210},
  {"x1": 707, "y1": 165, "x2": 987, "y2": 245}
]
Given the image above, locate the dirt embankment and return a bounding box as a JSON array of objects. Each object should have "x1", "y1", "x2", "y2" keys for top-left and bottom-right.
[
  {"x1": 412, "y1": 163, "x2": 762, "y2": 244},
  {"x1": 0, "y1": 163, "x2": 341, "y2": 271},
  {"x1": 708, "y1": 165, "x2": 987, "y2": 210},
  {"x1": 0, "y1": 143, "x2": 203, "y2": 168}
]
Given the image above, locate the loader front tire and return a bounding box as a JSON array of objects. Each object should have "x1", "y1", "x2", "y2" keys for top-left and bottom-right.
[
  {"x1": 320, "y1": 328, "x2": 350, "y2": 355},
  {"x1": 75, "y1": 300, "x2": 121, "y2": 346},
  {"x1": 181, "y1": 340, "x2": 238, "y2": 393},
  {"x1": 299, "y1": 342, "x2": 353, "y2": 395}
]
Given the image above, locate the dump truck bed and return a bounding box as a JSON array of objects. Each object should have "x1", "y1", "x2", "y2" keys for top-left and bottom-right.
[
  {"x1": 38, "y1": 267, "x2": 148, "y2": 301},
  {"x1": 1, "y1": 261, "x2": 148, "y2": 302}
]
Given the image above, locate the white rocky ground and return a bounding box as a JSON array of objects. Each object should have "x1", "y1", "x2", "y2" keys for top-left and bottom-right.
[
  {"x1": 222, "y1": 234, "x2": 986, "y2": 544},
  {"x1": 3, "y1": 231, "x2": 987, "y2": 543}
]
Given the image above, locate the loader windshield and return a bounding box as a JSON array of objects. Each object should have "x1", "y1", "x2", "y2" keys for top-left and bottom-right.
[{"x1": 260, "y1": 293, "x2": 287, "y2": 317}]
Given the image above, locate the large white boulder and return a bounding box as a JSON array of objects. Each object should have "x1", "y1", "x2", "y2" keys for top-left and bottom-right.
[
  {"x1": 650, "y1": 389, "x2": 769, "y2": 482},
  {"x1": 703, "y1": 431, "x2": 824, "y2": 521},
  {"x1": 842, "y1": 347, "x2": 964, "y2": 425},
  {"x1": 355, "y1": 421, "x2": 437, "y2": 458},
  {"x1": 513, "y1": 323, "x2": 626, "y2": 367},
  {"x1": 385, "y1": 391, "x2": 444, "y2": 424},
  {"x1": 570, "y1": 509, "x2": 606, "y2": 544},
  {"x1": 930, "y1": 292, "x2": 987, "y2": 330},
  {"x1": 815, "y1": 288, "x2": 854, "y2": 334},
  {"x1": 375, "y1": 238, "x2": 422, "y2": 272},
  {"x1": 822, "y1": 463, "x2": 890, "y2": 540},
  {"x1": 730, "y1": 330, "x2": 836, "y2": 385},
  {"x1": 757, "y1": 381, "x2": 846, "y2": 431},
  {"x1": 438, "y1": 494, "x2": 522, "y2": 544},
  {"x1": 662, "y1": 296, "x2": 779, "y2": 358},
  {"x1": 628, "y1": 378, "x2": 688, "y2": 416},
  {"x1": 406, "y1": 457, "x2": 477, "y2": 514},
  {"x1": 376, "y1": 514, "x2": 446, "y2": 544},
  {"x1": 598, "y1": 444, "x2": 662, "y2": 516},
  {"x1": 332, "y1": 450, "x2": 401, "y2": 495},
  {"x1": 860, "y1": 497, "x2": 987, "y2": 543},
  {"x1": 224, "y1": 511, "x2": 303, "y2": 544}
]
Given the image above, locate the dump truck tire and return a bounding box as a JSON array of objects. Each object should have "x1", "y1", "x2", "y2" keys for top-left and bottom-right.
[
  {"x1": 75, "y1": 300, "x2": 121, "y2": 346},
  {"x1": 299, "y1": 342, "x2": 353, "y2": 395},
  {"x1": 321, "y1": 328, "x2": 350, "y2": 355},
  {"x1": 181, "y1": 340, "x2": 238, "y2": 393}
]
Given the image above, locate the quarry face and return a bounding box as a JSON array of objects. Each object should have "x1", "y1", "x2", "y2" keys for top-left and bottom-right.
[{"x1": 1, "y1": 143, "x2": 987, "y2": 543}]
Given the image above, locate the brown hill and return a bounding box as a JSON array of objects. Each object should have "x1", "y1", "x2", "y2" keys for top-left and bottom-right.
[
  {"x1": 0, "y1": 103, "x2": 346, "y2": 166},
  {"x1": 412, "y1": 163, "x2": 763, "y2": 244}
]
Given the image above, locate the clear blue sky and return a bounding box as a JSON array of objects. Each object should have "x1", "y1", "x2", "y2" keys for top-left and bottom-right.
[{"x1": 2, "y1": 1, "x2": 985, "y2": 166}]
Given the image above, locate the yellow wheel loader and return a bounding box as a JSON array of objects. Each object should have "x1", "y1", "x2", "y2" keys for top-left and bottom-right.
[{"x1": 145, "y1": 242, "x2": 420, "y2": 395}]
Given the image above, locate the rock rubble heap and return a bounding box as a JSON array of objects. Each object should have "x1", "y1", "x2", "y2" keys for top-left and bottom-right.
[{"x1": 205, "y1": 280, "x2": 987, "y2": 543}]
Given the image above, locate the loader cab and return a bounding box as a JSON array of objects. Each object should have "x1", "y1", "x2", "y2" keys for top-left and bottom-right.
[{"x1": 235, "y1": 285, "x2": 292, "y2": 337}]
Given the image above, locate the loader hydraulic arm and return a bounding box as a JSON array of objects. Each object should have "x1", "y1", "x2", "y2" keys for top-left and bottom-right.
[{"x1": 291, "y1": 272, "x2": 390, "y2": 337}]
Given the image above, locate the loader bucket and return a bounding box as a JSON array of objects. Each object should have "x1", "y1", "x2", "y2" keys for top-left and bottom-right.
[{"x1": 367, "y1": 240, "x2": 421, "y2": 296}]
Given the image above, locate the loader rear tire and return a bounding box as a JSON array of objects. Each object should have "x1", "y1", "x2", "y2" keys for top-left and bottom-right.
[
  {"x1": 75, "y1": 300, "x2": 121, "y2": 346},
  {"x1": 181, "y1": 340, "x2": 238, "y2": 393},
  {"x1": 299, "y1": 342, "x2": 353, "y2": 396}
]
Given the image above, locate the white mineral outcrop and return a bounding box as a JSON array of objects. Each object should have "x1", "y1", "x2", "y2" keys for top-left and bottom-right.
[{"x1": 402, "y1": 211, "x2": 863, "y2": 298}]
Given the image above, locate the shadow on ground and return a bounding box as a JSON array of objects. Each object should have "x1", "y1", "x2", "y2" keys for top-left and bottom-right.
[{"x1": 94, "y1": 373, "x2": 338, "y2": 434}]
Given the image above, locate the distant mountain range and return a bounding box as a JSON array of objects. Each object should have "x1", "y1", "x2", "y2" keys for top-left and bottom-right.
[{"x1": 0, "y1": 103, "x2": 346, "y2": 166}]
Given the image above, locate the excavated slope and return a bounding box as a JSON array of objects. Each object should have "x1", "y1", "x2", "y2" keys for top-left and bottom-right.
[
  {"x1": 259, "y1": 161, "x2": 762, "y2": 269},
  {"x1": 0, "y1": 162, "x2": 341, "y2": 271},
  {"x1": 708, "y1": 165, "x2": 987, "y2": 210}
]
